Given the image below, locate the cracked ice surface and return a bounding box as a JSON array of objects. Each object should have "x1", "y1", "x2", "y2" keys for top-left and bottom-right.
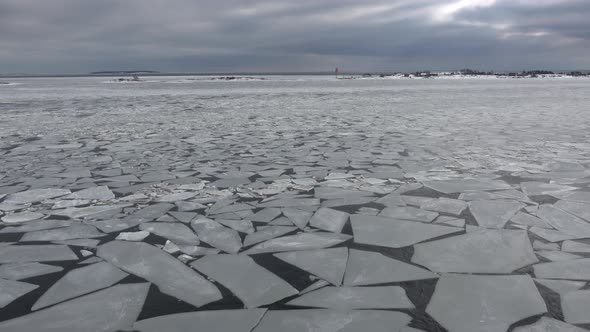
[{"x1": 2, "y1": 77, "x2": 590, "y2": 330}]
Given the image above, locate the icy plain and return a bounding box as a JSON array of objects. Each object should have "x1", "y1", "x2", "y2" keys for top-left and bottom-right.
[{"x1": 1, "y1": 76, "x2": 590, "y2": 331}]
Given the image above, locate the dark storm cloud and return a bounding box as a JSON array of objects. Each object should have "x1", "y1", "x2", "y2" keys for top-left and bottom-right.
[{"x1": 0, "y1": 0, "x2": 588, "y2": 73}]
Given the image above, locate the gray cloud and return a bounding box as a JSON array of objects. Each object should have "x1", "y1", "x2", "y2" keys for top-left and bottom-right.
[{"x1": 0, "y1": 0, "x2": 588, "y2": 73}]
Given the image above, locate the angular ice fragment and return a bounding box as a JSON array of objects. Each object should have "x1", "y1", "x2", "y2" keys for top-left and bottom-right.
[
  {"x1": 554, "y1": 200, "x2": 590, "y2": 222},
  {"x1": 513, "y1": 317, "x2": 587, "y2": 332},
  {"x1": 252, "y1": 310, "x2": 412, "y2": 332},
  {"x1": 412, "y1": 229, "x2": 537, "y2": 273},
  {"x1": 468, "y1": 199, "x2": 525, "y2": 228},
  {"x1": 139, "y1": 222, "x2": 199, "y2": 244},
  {"x1": 0, "y1": 219, "x2": 74, "y2": 233},
  {"x1": 534, "y1": 279, "x2": 585, "y2": 295},
  {"x1": 20, "y1": 224, "x2": 104, "y2": 242},
  {"x1": 424, "y1": 178, "x2": 510, "y2": 194},
  {"x1": 536, "y1": 250, "x2": 581, "y2": 261},
  {"x1": 249, "y1": 208, "x2": 282, "y2": 223},
  {"x1": 243, "y1": 226, "x2": 297, "y2": 247},
  {"x1": 1, "y1": 212, "x2": 44, "y2": 224},
  {"x1": 52, "y1": 204, "x2": 127, "y2": 219},
  {"x1": 379, "y1": 206, "x2": 438, "y2": 222},
  {"x1": 134, "y1": 309, "x2": 267, "y2": 332},
  {"x1": 310, "y1": 207, "x2": 349, "y2": 233},
  {"x1": 274, "y1": 248, "x2": 347, "y2": 286},
  {"x1": 0, "y1": 283, "x2": 149, "y2": 332},
  {"x1": 5, "y1": 188, "x2": 71, "y2": 204},
  {"x1": 351, "y1": 215, "x2": 462, "y2": 249},
  {"x1": 192, "y1": 255, "x2": 298, "y2": 308},
  {"x1": 562, "y1": 290, "x2": 590, "y2": 324},
  {"x1": 562, "y1": 240, "x2": 590, "y2": 253},
  {"x1": 97, "y1": 241, "x2": 221, "y2": 307},
  {"x1": 216, "y1": 218, "x2": 255, "y2": 234},
  {"x1": 190, "y1": 218, "x2": 241, "y2": 253},
  {"x1": 0, "y1": 278, "x2": 38, "y2": 308},
  {"x1": 510, "y1": 212, "x2": 551, "y2": 228},
  {"x1": 115, "y1": 230, "x2": 150, "y2": 241},
  {"x1": 536, "y1": 204, "x2": 590, "y2": 237},
  {"x1": 32, "y1": 262, "x2": 128, "y2": 310},
  {"x1": 66, "y1": 186, "x2": 114, "y2": 200},
  {"x1": 533, "y1": 258, "x2": 590, "y2": 280},
  {"x1": 344, "y1": 249, "x2": 436, "y2": 286},
  {"x1": 287, "y1": 286, "x2": 413, "y2": 310},
  {"x1": 520, "y1": 182, "x2": 577, "y2": 196},
  {"x1": 241, "y1": 232, "x2": 351, "y2": 255},
  {"x1": 528, "y1": 226, "x2": 578, "y2": 242},
  {"x1": 282, "y1": 208, "x2": 313, "y2": 229},
  {"x1": 420, "y1": 198, "x2": 467, "y2": 215},
  {"x1": 427, "y1": 274, "x2": 547, "y2": 332}
]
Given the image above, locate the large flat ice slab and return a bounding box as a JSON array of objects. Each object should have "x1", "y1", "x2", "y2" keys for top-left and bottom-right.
[
  {"x1": 139, "y1": 222, "x2": 199, "y2": 244},
  {"x1": 536, "y1": 204, "x2": 590, "y2": 237},
  {"x1": 427, "y1": 274, "x2": 547, "y2": 332},
  {"x1": 252, "y1": 310, "x2": 412, "y2": 332},
  {"x1": 241, "y1": 232, "x2": 351, "y2": 255},
  {"x1": 20, "y1": 224, "x2": 104, "y2": 242},
  {"x1": 4, "y1": 188, "x2": 71, "y2": 204},
  {"x1": 412, "y1": 229, "x2": 537, "y2": 273},
  {"x1": 309, "y1": 207, "x2": 349, "y2": 233},
  {"x1": 274, "y1": 248, "x2": 347, "y2": 286},
  {"x1": 65, "y1": 186, "x2": 114, "y2": 200},
  {"x1": 191, "y1": 254, "x2": 298, "y2": 308},
  {"x1": 0, "y1": 245, "x2": 78, "y2": 263},
  {"x1": 0, "y1": 283, "x2": 149, "y2": 332},
  {"x1": 561, "y1": 290, "x2": 590, "y2": 324},
  {"x1": 344, "y1": 249, "x2": 436, "y2": 286},
  {"x1": 350, "y1": 214, "x2": 462, "y2": 248},
  {"x1": 134, "y1": 309, "x2": 267, "y2": 332},
  {"x1": 533, "y1": 258, "x2": 590, "y2": 280},
  {"x1": 424, "y1": 178, "x2": 511, "y2": 194},
  {"x1": 97, "y1": 241, "x2": 221, "y2": 307},
  {"x1": 190, "y1": 218, "x2": 241, "y2": 253},
  {"x1": 32, "y1": 262, "x2": 128, "y2": 310},
  {"x1": 0, "y1": 262, "x2": 63, "y2": 280},
  {"x1": 287, "y1": 286, "x2": 414, "y2": 310}
]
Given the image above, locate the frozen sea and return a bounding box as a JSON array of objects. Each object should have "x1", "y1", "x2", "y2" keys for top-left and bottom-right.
[{"x1": 1, "y1": 76, "x2": 590, "y2": 331}]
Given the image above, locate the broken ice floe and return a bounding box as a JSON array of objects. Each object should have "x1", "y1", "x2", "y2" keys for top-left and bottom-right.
[
  {"x1": 274, "y1": 247, "x2": 347, "y2": 286},
  {"x1": 286, "y1": 286, "x2": 414, "y2": 310},
  {"x1": 134, "y1": 309, "x2": 267, "y2": 332}
]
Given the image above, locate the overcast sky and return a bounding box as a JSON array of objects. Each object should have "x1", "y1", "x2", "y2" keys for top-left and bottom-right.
[{"x1": 1, "y1": 0, "x2": 589, "y2": 73}]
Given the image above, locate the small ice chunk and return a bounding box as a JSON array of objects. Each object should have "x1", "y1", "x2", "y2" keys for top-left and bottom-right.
[
  {"x1": 351, "y1": 214, "x2": 462, "y2": 249},
  {"x1": 274, "y1": 248, "x2": 347, "y2": 286},
  {"x1": 0, "y1": 263, "x2": 63, "y2": 280},
  {"x1": 0, "y1": 278, "x2": 38, "y2": 308},
  {"x1": 0, "y1": 245, "x2": 77, "y2": 263},
  {"x1": 134, "y1": 309, "x2": 267, "y2": 332},
  {"x1": 31, "y1": 262, "x2": 128, "y2": 310},
  {"x1": 562, "y1": 290, "x2": 590, "y2": 324},
  {"x1": 310, "y1": 207, "x2": 349, "y2": 233},
  {"x1": 412, "y1": 229, "x2": 537, "y2": 273},
  {"x1": 287, "y1": 286, "x2": 413, "y2": 310},
  {"x1": 427, "y1": 274, "x2": 546, "y2": 332},
  {"x1": 252, "y1": 310, "x2": 412, "y2": 332},
  {"x1": 344, "y1": 249, "x2": 436, "y2": 286},
  {"x1": 192, "y1": 254, "x2": 298, "y2": 308},
  {"x1": 98, "y1": 241, "x2": 221, "y2": 307},
  {"x1": 0, "y1": 283, "x2": 149, "y2": 332},
  {"x1": 139, "y1": 222, "x2": 199, "y2": 244}
]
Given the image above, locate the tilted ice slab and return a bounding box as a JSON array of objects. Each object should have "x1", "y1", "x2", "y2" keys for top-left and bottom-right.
[
  {"x1": 534, "y1": 279, "x2": 585, "y2": 295},
  {"x1": 51, "y1": 204, "x2": 129, "y2": 219},
  {"x1": 20, "y1": 224, "x2": 105, "y2": 242},
  {"x1": 562, "y1": 240, "x2": 590, "y2": 253},
  {"x1": 561, "y1": 290, "x2": 590, "y2": 324},
  {"x1": 513, "y1": 317, "x2": 587, "y2": 332},
  {"x1": 32, "y1": 262, "x2": 128, "y2": 310},
  {"x1": 97, "y1": 241, "x2": 221, "y2": 308},
  {"x1": 379, "y1": 206, "x2": 438, "y2": 222},
  {"x1": 191, "y1": 254, "x2": 298, "y2": 308},
  {"x1": 520, "y1": 182, "x2": 577, "y2": 197},
  {"x1": 344, "y1": 249, "x2": 436, "y2": 286},
  {"x1": 252, "y1": 310, "x2": 412, "y2": 332},
  {"x1": 350, "y1": 214, "x2": 462, "y2": 249},
  {"x1": 0, "y1": 278, "x2": 38, "y2": 308},
  {"x1": 427, "y1": 274, "x2": 547, "y2": 332},
  {"x1": 4, "y1": 188, "x2": 71, "y2": 204},
  {"x1": 243, "y1": 226, "x2": 297, "y2": 247},
  {"x1": 533, "y1": 258, "x2": 590, "y2": 280},
  {"x1": 282, "y1": 208, "x2": 312, "y2": 229},
  {"x1": 216, "y1": 218, "x2": 255, "y2": 234},
  {"x1": 0, "y1": 283, "x2": 149, "y2": 332},
  {"x1": 412, "y1": 229, "x2": 537, "y2": 273},
  {"x1": 0, "y1": 262, "x2": 63, "y2": 280},
  {"x1": 554, "y1": 191, "x2": 590, "y2": 204},
  {"x1": 0, "y1": 219, "x2": 74, "y2": 233},
  {"x1": 139, "y1": 222, "x2": 199, "y2": 244},
  {"x1": 191, "y1": 218, "x2": 242, "y2": 253},
  {"x1": 0, "y1": 245, "x2": 77, "y2": 263},
  {"x1": 424, "y1": 178, "x2": 511, "y2": 194},
  {"x1": 528, "y1": 226, "x2": 579, "y2": 242},
  {"x1": 249, "y1": 208, "x2": 282, "y2": 223},
  {"x1": 536, "y1": 250, "x2": 581, "y2": 261},
  {"x1": 309, "y1": 207, "x2": 349, "y2": 233},
  {"x1": 258, "y1": 198, "x2": 320, "y2": 208},
  {"x1": 1, "y1": 212, "x2": 44, "y2": 224},
  {"x1": 85, "y1": 203, "x2": 173, "y2": 232},
  {"x1": 65, "y1": 186, "x2": 114, "y2": 200},
  {"x1": 241, "y1": 232, "x2": 351, "y2": 255},
  {"x1": 274, "y1": 247, "x2": 348, "y2": 286},
  {"x1": 468, "y1": 199, "x2": 525, "y2": 228},
  {"x1": 287, "y1": 286, "x2": 414, "y2": 310},
  {"x1": 134, "y1": 309, "x2": 267, "y2": 332},
  {"x1": 554, "y1": 200, "x2": 590, "y2": 222},
  {"x1": 510, "y1": 212, "x2": 551, "y2": 228},
  {"x1": 536, "y1": 204, "x2": 590, "y2": 237}
]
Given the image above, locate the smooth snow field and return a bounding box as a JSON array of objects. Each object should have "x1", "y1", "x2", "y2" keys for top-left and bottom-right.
[{"x1": 1, "y1": 76, "x2": 590, "y2": 331}]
